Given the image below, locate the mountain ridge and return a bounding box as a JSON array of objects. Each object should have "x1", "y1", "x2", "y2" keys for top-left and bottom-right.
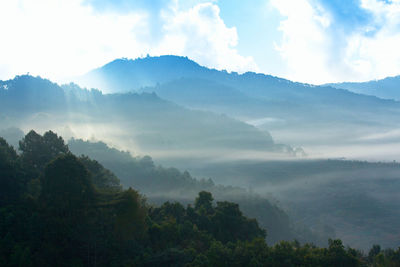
[
  {"x1": 0, "y1": 74, "x2": 299, "y2": 159},
  {"x1": 67, "y1": 56, "x2": 400, "y2": 157},
  {"x1": 326, "y1": 75, "x2": 400, "y2": 100},
  {"x1": 78, "y1": 55, "x2": 400, "y2": 104}
]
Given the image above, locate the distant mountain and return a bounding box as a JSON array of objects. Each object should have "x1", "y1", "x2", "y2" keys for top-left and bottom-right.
[
  {"x1": 0, "y1": 74, "x2": 67, "y2": 112},
  {"x1": 77, "y1": 55, "x2": 208, "y2": 93},
  {"x1": 327, "y1": 76, "x2": 400, "y2": 101},
  {"x1": 0, "y1": 75, "x2": 296, "y2": 159},
  {"x1": 138, "y1": 76, "x2": 400, "y2": 122},
  {"x1": 78, "y1": 56, "x2": 400, "y2": 124},
  {"x1": 79, "y1": 55, "x2": 342, "y2": 100},
  {"x1": 76, "y1": 56, "x2": 400, "y2": 151}
]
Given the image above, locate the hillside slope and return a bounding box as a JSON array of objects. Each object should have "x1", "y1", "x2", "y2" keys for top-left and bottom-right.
[
  {"x1": 0, "y1": 75, "x2": 295, "y2": 159},
  {"x1": 76, "y1": 56, "x2": 400, "y2": 159},
  {"x1": 327, "y1": 76, "x2": 400, "y2": 100}
]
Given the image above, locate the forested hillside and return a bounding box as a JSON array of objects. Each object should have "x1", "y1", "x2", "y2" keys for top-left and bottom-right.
[
  {"x1": 2, "y1": 131, "x2": 399, "y2": 266},
  {"x1": 172, "y1": 158, "x2": 400, "y2": 250},
  {"x1": 2, "y1": 71, "x2": 400, "y2": 251},
  {"x1": 0, "y1": 75, "x2": 296, "y2": 158},
  {"x1": 3, "y1": 0, "x2": 400, "y2": 265},
  {"x1": 77, "y1": 56, "x2": 400, "y2": 160},
  {"x1": 68, "y1": 138, "x2": 297, "y2": 244},
  {"x1": 68, "y1": 137, "x2": 400, "y2": 250}
]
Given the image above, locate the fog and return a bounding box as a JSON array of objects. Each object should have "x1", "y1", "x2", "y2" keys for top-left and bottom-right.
[
  {"x1": 2, "y1": 116, "x2": 400, "y2": 249},
  {"x1": 2, "y1": 72, "x2": 400, "y2": 251},
  {"x1": 168, "y1": 158, "x2": 400, "y2": 250}
]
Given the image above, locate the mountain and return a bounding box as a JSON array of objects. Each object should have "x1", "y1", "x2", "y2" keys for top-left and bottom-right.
[
  {"x1": 77, "y1": 56, "x2": 400, "y2": 121},
  {"x1": 77, "y1": 56, "x2": 400, "y2": 123},
  {"x1": 138, "y1": 76, "x2": 400, "y2": 122},
  {"x1": 77, "y1": 55, "x2": 208, "y2": 93},
  {"x1": 0, "y1": 75, "x2": 296, "y2": 160},
  {"x1": 2, "y1": 62, "x2": 400, "y2": 250},
  {"x1": 76, "y1": 56, "x2": 400, "y2": 158},
  {"x1": 327, "y1": 75, "x2": 400, "y2": 101}
]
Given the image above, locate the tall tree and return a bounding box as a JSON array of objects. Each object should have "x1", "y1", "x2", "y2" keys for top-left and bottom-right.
[
  {"x1": 0, "y1": 137, "x2": 21, "y2": 205},
  {"x1": 40, "y1": 154, "x2": 94, "y2": 215},
  {"x1": 19, "y1": 130, "x2": 69, "y2": 177},
  {"x1": 39, "y1": 154, "x2": 95, "y2": 265}
]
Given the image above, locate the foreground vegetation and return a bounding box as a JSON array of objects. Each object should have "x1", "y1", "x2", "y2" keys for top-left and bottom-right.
[
  {"x1": 67, "y1": 138, "x2": 298, "y2": 245},
  {"x1": 1, "y1": 131, "x2": 400, "y2": 266}
]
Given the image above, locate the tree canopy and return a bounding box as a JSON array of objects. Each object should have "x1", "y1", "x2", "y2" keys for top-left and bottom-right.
[{"x1": 0, "y1": 131, "x2": 399, "y2": 266}]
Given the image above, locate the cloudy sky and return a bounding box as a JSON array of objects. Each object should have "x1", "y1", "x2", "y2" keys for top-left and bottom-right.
[{"x1": 1, "y1": 0, "x2": 400, "y2": 84}]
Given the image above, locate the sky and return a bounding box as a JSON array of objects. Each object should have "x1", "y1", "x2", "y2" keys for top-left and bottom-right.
[{"x1": 1, "y1": 0, "x2": 400, "y2": 84}]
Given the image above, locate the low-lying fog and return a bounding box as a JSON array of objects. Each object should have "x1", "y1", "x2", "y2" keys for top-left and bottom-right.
[{"x1": 2, "y1": 116, "x2": 400, "y2": 250}]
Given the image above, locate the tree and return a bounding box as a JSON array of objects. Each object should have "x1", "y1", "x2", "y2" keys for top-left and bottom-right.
[
  {"x1": 368, "y1": 244, "x2": 381, "y2": 261},
  {"x1": 326, "y1": 239, "x2": 360, "y2": 266},
  {"x1": 0, "y1": 137, "x2": 21, "y2": 205},
  {"x1": 19, "y1": 130, "x2": 69, "y2": 176},
  {"x1": 40, "y1": 154, "x2": 94, "y2": 216},
  {"x1": 114, "y1": 188, "x2": 147, "y2": 241},
  {"x1": 195, "y1": 191, "x2": 213, "y2": 215},
  {"x1": 211, "y1": 201, "x2": 266, "y2": 243},
  {"x1": 39, "y1": 154, "x2": 96, "y2": 265},
  {"x1": 78, "y1": 155, "x2": 122, "y2": 192}
]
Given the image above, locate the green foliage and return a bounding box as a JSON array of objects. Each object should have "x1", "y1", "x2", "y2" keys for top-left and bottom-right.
[
  {"x1": 369, "y1": 244, "x2": 381, "y2": 261},
  {"x1": 78, "y1": 155, "x2": 122, "y2": 192},
  {"x1": 113, "y1": 188, "x2": 147, "y2": 240},
  {"x1": 195, "y1": 191, "x2": 213, "y2": 215},
  {"x1": 211, "y1": 201, "x2": 266, "y2": 243},
  {"x1": 39, "y1": 155, "x2": 96, "y2": 265},
  {"x1": 1, "y1": 132, "x2": 399, "y2": 266},
  {"x1": 0, "y1": 137, "x2": 18, "y2": 163},
  {"x1": 19, "y1": 130, "x2": 69, "y2": 176},
  {"x1": 40, "y1": 154, "x2": 95, "y2": 214},
  {"x1": 68, "y1": 138, "x2": 295, "y2": 244},
  {"x1": 0, "y1": 137, "x2": 21, "y2": 205}
]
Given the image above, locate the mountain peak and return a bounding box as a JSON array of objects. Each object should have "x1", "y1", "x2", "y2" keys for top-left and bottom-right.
[
  {"x1": 100, "y1": 55, "x2": 202, "y2": 73},
  {"x1": 77, "y1": 55, "x2": 210, "y2": 93}
]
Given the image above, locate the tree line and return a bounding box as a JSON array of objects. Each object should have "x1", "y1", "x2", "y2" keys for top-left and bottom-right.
[{"x1": 1, "y1": 130, "x2": 399, "y2": 266}]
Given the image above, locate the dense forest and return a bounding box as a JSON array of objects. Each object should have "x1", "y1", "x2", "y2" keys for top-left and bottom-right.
[
  {"x1": 1, "y1": 73, "x2": 400, "y2": 250},
  {"x1": 67, "y1": 138, "x2": 298, "y2": 245},
  {"x1": 177, "y1": 158, "x2": 400, "y2": 249},
  {"x1": 66, "y1": 135, "x2": 400, "y2": 250},
  {"x1": 1, "y1": 130, "x2": 400, "y2": 266}
]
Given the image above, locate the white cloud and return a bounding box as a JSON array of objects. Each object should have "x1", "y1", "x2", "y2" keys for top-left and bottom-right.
[
  {"x1": 345, "y1": 0, "x2": 400, "y2": 80},
  {"x1": 270, "y1": 0, "x2": 334, "y2": 84},
  {"x1": 0, "y1": 0, "x2": 149, "y2": 82},
  {"x1": 271, "y1": 0, "x2": 400, "y2": 84},
  {"x1": 155, "y1": 3, "x2": 258, "y2": 73},
  {"x1": 0, "y1": 0, "x2": 257, "y2": 82}
]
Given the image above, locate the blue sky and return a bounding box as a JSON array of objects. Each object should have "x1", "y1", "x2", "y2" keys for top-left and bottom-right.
[{"x1": 0, "y1": 0, "x2": 400, "y2": 84}]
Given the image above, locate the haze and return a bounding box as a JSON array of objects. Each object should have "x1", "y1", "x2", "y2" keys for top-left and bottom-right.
[{"x1": 2, "y1": 0, "x2": 400, "y2": 262}]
